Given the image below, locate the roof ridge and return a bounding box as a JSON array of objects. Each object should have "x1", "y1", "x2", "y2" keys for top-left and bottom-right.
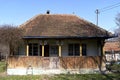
[{"x1": 19, "y1": 14, "x2": 77, "y2": 28}]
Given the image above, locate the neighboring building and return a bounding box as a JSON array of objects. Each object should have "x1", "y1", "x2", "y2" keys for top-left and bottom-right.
[
  {"x1": 7, "y1": 13, "x2": 113, "y2": 75},
  {"x1": 104, "y1": 39, "x2": 120, "y2": 61}
]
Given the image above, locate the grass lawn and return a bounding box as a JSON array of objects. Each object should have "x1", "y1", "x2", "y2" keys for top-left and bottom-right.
[
  {"x1": 0, "y1": 74, "x2": 120, "y2": 80},
  {"x1": 0, "y1": 61, "x2": 6, "y2": 73},
  {"x1": 0, "y1": 61, "x2": 120, "y2": 80}
]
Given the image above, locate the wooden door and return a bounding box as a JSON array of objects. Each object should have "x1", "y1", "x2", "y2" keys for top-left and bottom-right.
[{"x1": 44, "y1": 45, "x2": 49, "y2": 57}]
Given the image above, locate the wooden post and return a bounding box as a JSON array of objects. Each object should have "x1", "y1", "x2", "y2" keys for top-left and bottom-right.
[
  {"x1": 101, "y1": 40, "x2": 105, "y2": 70},
  {"x1": 42, "y1": 41, "x2": 44, "y2": 57},
  {"x1": 26, "y1": 44, "x2": 29, "y2": 56},
  {"x1": 59, "y1": 45, "x2": 62, "y2": 57},
  {"x1": 80, "y1": 44, "x2": 82, "y2": 56},
  {"x1": 101, "y1": 40, "x2": 105, "y2": 56}
]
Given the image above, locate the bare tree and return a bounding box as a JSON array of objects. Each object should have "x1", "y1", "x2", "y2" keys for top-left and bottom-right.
[
  {"x1": 0, "y1": 24, "x2": 23, "y2": 59},
  {"x1": 0, "y1": 43, "x2": 9, "y2": 61},
  {"x1": 114, "y1": 13, "x2": 120, "y2": 52},
  {"x1": 116, "y1": 13, "x2": 120, "y2": 27}
]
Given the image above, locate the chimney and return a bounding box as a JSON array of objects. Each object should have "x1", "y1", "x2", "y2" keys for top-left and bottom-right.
[{"x1": 46, "y1": 10, "x2": 50, "y2": 14}]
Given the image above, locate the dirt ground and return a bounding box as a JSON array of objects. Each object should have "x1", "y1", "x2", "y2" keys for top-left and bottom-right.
[{"x1": 0, "y1": 72, "x2": 6, "y2": 77}]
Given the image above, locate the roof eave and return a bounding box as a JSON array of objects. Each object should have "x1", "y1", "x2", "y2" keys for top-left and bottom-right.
[{"x1": 23, "y1": 36, "x2": 115, "y2": 39}]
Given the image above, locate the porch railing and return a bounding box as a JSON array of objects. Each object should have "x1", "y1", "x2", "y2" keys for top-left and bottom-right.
[{"x1": 8, "y1": 56, "x2": 105, "y2": 69}]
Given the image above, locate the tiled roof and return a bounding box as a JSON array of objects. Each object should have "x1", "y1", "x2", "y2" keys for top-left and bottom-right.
[
  {"x1": 104, "y1": 41, "x2": 120, "y2": 52},
  {"x1": 20, "y1": 14, "x2": 113, "y2": 38}
]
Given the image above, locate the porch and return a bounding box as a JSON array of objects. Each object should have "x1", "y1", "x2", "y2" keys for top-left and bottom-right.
[
  {"x1": 8, "y1": 39, "x2": 106, "y2": 75},
  {"x1": 19, "y1": 39, "x2": 103, "y2": 57}
]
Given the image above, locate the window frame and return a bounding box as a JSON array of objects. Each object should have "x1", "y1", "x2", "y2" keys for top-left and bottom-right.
[
  {"x1": 68, "y1": 43, "x2": 80, "y2": 56},
  {"x1": 28, "y1": 43, "x2": 41, "y2": 56},
  {"x1": 82, "y1": 44, "x2": 87, "y2": 56}
]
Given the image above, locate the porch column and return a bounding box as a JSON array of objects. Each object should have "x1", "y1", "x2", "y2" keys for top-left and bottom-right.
[
  {"x1": 101, "y1": 40, "x2": 105, "y2": 56},
  {"x1": 101, "y1": 45, "x2": 105, "y2": 68},
  {"x1": 42, "y1": 41, "x2": 44, "y2": 57},
  {"x1": 26, "y1": 44, "x2": 29, "y2": 56},
  {"x1": 80, "y1": 44, "x2": 82, "y2": 56},
  {"x1": 59, "y1": 45, "x2": 62, "y2": 57},
  {"x1": 102, "y1": 47, "x2": 105, "y2": 56},
  {"x1": 101, "y1": 40, "x2": 105, "y2": 69}
]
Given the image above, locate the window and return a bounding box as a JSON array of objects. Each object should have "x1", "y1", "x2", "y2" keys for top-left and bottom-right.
[
  {"x1": 68, "y1": 44, "x2": 74, "y2": 56},
  {"x1": 75, "y1": 44, "x2": 80, "y2": 56},
  {"x1": 68, "y1": 44, "x2": 80, "y2": 56},
  {"x1": 44, "y1": 45, "x2": 49, "y2": 57},
  {"x1": 82, "y1": 44, "x2": 87, "y2": 56},
  {"x1": 28, "y1": 43, "x2": 41, "y2": 56}
]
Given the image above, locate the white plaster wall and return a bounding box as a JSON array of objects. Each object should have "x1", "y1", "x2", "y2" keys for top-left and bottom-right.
[
  {"x1": 86, "y1": 40, "x2": 98, "y2": 56},
  {"x1": 7, "y1": 68, "x2": 100, "y2": 75},
  {"x1": 19, "y1": 46, "x2": 25, "y2": 55},
  {"x1": 106, "y1": 53, "x2": 120, "y2": 61},
  {"x1": 61, "y1": 42, "x2": 68, "y2": 56}
]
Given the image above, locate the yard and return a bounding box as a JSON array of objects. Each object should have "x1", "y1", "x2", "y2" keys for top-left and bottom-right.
[
  {"x1": 0, "y1": 61, "x2": 120, "y2": 80},
  {"x1": 0, "y1": 74, "x2": 120, "y2": 80}
]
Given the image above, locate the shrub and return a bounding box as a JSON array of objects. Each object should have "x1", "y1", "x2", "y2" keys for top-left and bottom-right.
[
  {"x1": 0, "y1": 61, "x2": 6, "y2": 73},
  {"x1": 106, "y1": 62, "x2": 120, "y2": 73}
]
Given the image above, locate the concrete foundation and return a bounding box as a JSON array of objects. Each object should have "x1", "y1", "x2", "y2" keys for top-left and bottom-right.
[{"x1": 7, "y1": 68, "x2": 102, "y2": 75}]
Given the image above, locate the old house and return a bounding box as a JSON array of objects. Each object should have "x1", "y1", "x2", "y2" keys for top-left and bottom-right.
[
  {"x1": 104, "y1": 39, "x2": 120, "y2": 61},
  {"x1": 7, "y1": 13, "x2": 114, "y2": 75}
]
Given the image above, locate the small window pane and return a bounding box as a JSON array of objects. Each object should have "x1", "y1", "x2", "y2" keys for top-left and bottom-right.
[
  {"x1": 75, "y1": 44, "x2": 80, "y2": 56},
  {"x1": 39, "y1": 45, "x2": 42, "y2": 56},
  {"x1": 82, "y1": 44, "x2": 87, "y2": 56},
  {"x1": 68, "y1": 44, "x2": 73, "y2": 56},
  {"x1": 29, "y1": 44, "x2": 32, "y2": 56}
]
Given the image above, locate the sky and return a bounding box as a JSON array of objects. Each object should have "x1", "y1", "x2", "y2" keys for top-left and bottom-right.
[{"x1": 0, "y1": 0, "x2": 120, "y2": 33}]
